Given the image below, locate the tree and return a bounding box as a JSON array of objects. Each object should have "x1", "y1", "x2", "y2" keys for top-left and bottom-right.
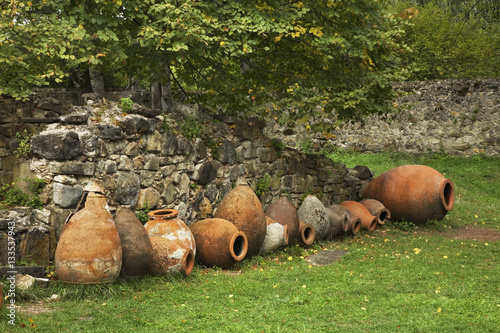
[
  {"x1": 395, "y1": 1, "x2": 500, "y2": 80},
  {"x1": 1, "y1": 0, "x2": 408, "y2": 129}
]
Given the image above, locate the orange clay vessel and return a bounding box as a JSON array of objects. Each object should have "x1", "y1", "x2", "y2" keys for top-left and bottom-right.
[
  {"x1": 144, "y1": 209, "x2": 196, "y2": 276},
  {"x1": 189, "y1": 218, "x2": 248, "y2": 269},
  {"x1": 214, "y1": 183, "x2": 266, "y2": 256},
  {"x1": 361, "y1": 165, "x2": 454, "y2": 225},
  {"x1": 55, "y1": 189, "x2": 122, "y2": 284},
  {"x1": 340, "y1": 201, "x2": 377, "y2": 231}
]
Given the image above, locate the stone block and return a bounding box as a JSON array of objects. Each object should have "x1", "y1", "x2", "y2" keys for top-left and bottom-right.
[
  {"x1": 113, "y1": 172, "x2": 140, "y2": 206},
  {"x1": 31, "y1": 130, "x2": 81, "y2": 160},
  {"x1": 135, "y1": 188, "x2": 161, "y2": 210},
  {"x1": 53, "y1": 183, "x2": 83, "y2": 208},
  {"x1": 49, "y1": 161, "x2": 95, "y2": 176},
  {"x1": 192, "y1": 162, "x2": 218, "y2": 185},
  {"x1": 19, "y1": 227, "x2": 52, "y2": 265}
]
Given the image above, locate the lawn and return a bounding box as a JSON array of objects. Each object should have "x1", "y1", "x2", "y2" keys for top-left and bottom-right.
[{"x1": 1, "y1": 152, "x2": 499, "y2": 332}]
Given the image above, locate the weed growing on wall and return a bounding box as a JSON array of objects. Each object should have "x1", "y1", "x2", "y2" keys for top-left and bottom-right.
[
  {"x1": 119, "y1": 97, "x2": 133, "y2": 114},
  {"x1": 13, "y1": 130, "x2": 33, "y2": 158},
  {"x1": 0, "y1": 177, "x2": 45, "y2": 209}
]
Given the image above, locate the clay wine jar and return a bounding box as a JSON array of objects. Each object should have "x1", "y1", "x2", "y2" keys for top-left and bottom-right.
[
  {"x1": 297, "y1": 195, "x2": 330, "y2": 240},
  {"x1": 55, "y1": 190, "x2": 122, "y2": 284},
  {"x1": 359, "y1": 199, "x2": 391, "y2": 225},
  {"x1": 340, "y1": 201, "x2": 377, "y2": 231},
  {"x1": 298, "y1": 219, "x2": 316, "y2": 246},
  {"x1": 114, "y1": 207, "x2": 153, "y2": 279},
  {"x1": 189, "y1": 218, "x2": 248, "y2": 269},
  {"x1": 214, "y1": 183, "x2": 266, "y2": 256},
  {"x1": 259, "y1": 216, "x2": 289, "y2": 255},
  {"x1": 343, "y1": 209, "x2": 361, "y2": 236},
  {"x1": 144, "y1": 209, "x2": 196, "y2": 276},
  {"x1": 325, "y1": 205, "x2": 349, "y2": 239},
  {"x1": 265, "y1": 193, "x2": 300, "y2": 244},
  {"x1": 361, "y1": 165, "x2": 455, "y2": 225}
]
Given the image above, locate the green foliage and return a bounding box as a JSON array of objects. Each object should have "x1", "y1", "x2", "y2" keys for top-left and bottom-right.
[
  {"x1": 0, "y1": 177, "x2": 45, "y2": 209},
  {"x1": 396, "y1": 2, "x2": 500, "y2": 80},
  {"x1": 13, "y1": 130, "x2": 33, "y2": 158},
  {"x1": 255, "y1": 173, "x2": 272, "y2": 196},
  {"x1": 179, "y1": 116, "x2": 202, "y2": 140},
  {"x1": 296, "y1": 136, "x2": 315, "y2": 153},
  {"x1": 388, "y1": 219, "x2": 418, "y2": 232},
  {"x1": 135, "y1": 204, "x2": 151, "y2": 225},
  {"x1": 1, "y1": 0, "x2": 407, "y2": 127},
  {"x1": 119, "y1": 97, "x2": 133, "y2": 114}
]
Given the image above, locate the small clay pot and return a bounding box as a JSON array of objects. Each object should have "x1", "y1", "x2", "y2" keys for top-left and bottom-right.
[
  {"x1": 259, "y1": 216, "x2": 289, "y2": 255},
  {"x1": 340, "y1": 201, "x2": 377, "y2": 231},
  {"x1": 144, "y1": 209, "x2": 196, "y2": 276},
  {"x1": 361, "y1": 165, "x2": 454, "y2": 224},
  {"x1": 297, "y1": 195, "x2": 330, "y2": 240},
  {"x1": 265, "y1": 193, "x2": 300, "y2": 244},
  {"x1": 214, "y1": 183, "x2": 266, "y2": 256},
  {"x1": 55, "y1": 191, "x2": 122, "y2": 284},
  {"x1": 359, "y1": 199, "x2": 391, "y2": 225},
  {"x1": 114, "y1": 207, "x2": 153, "y2": 279},
  {"x1": 298, "y1": 219, "x2": 316, "y2": 246},
  {"x1": 190, "y1": 218, "x2": 248, "y2": 269}
]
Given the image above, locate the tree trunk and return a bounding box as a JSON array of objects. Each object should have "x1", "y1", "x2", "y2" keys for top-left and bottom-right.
[
  {"x1": 89, "y1": 68, "x2": 106, "y2": 95},
  {"x1": 150, "y1": 66, "x2": 173, "y2": 110}
]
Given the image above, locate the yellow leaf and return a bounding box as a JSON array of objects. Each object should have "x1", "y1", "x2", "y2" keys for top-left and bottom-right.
[{"x1": 220, "y1": 41, "x2": 225, "y2": 46}]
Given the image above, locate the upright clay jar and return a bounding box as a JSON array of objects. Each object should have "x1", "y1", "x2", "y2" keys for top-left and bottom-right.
[{"x1": 55, "y1": 190, "x2": 122, "y2": 284}]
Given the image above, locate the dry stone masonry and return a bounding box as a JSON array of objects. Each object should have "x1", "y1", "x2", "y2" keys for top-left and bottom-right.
[
  {"x1": 0, "y1": 91, "x2": 370, "y2": 266},
  {"x1": 267, "y1": 78, "x2": 500, "y2": 155}
]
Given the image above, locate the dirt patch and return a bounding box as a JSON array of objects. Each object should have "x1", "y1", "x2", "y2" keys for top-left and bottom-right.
[
  {"x1": 17, "y1": 301, "x2": 55, "y2": 315},
  {"x1": 447, "y1": 226, "x2": 500, "y2": 241}
]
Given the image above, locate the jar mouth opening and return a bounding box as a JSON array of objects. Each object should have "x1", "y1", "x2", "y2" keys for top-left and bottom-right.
[
  {"x1": 440, "y1": 179, "x2": 455, "y2": 211},
  {"x1": 147, "y1": 209, "x2": 179, "y2": 219},
  {"x1": 182, "y1": 249, "x2": 195, "y2": 276},
  {"x1": 351, "y1": 218, "x2": 361, "y2": 235},
  {"x1": 300, "y1": 223, "x2": 315, "y2": 245},
  {"x1": 230, "y1": 232, "x2": 248, "y2": 261}
]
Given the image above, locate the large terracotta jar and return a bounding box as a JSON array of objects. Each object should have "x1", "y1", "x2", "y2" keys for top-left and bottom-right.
[
  {"x1": 340, "y1": 201, "x2": 377, "y2": 231},
  {"x1": 214, "y1": 183, "x2": 266, "y2": 256},
  {"x1": 189, "y1": 218, "x2": 248, "y2": 269},
  {"x1": 55, "y1": 190, "x2": 122, "y2": 284},
  {"x1": 361, "y1": 165, "x2": 455, "y2": 224},
  {"x1": 144, "y1": 209, "x2": 196, "y2": 276},
  {"x1": 359, "y1": 199, "x2": 391, "y2": 225},
  {"x1": 259, "y1": 216, "x2": 289, "y2": 255},
  {"x1": 265, "y1": 193, "x2": 300, "y2": 244},
  {"x1": 114, "y1": 207, "x2": 153, "y2": 279},
  {"x1": 297, "y1": 195, "x2": 330, "y2": 240},
  {"x1": 298, "y1": 219, "x2": 316, "y2": 246},
  {"x1": 325, "y1": 205, "x2": 349, "y2": 239}
]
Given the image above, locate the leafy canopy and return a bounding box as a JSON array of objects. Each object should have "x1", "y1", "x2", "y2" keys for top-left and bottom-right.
[{"x1": 1, "y1": 0, "x2": 408, "y2": 129}]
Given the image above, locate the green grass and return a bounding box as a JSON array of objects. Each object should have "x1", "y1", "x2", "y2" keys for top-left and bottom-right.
[{"x1": 1, "y1": 153, "x2": 499, "y2": 332}]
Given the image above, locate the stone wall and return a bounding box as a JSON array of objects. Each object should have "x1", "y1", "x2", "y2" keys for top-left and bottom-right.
[
  {"x1": 328, "y1": 78, "x2": 500, "y2": 155},
  {"x1": 0, "y1": 93, "x2": 370, "y2": 266},
  {"x1": 265, "y1": 78, "x2": 499, "y2": 155}
]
